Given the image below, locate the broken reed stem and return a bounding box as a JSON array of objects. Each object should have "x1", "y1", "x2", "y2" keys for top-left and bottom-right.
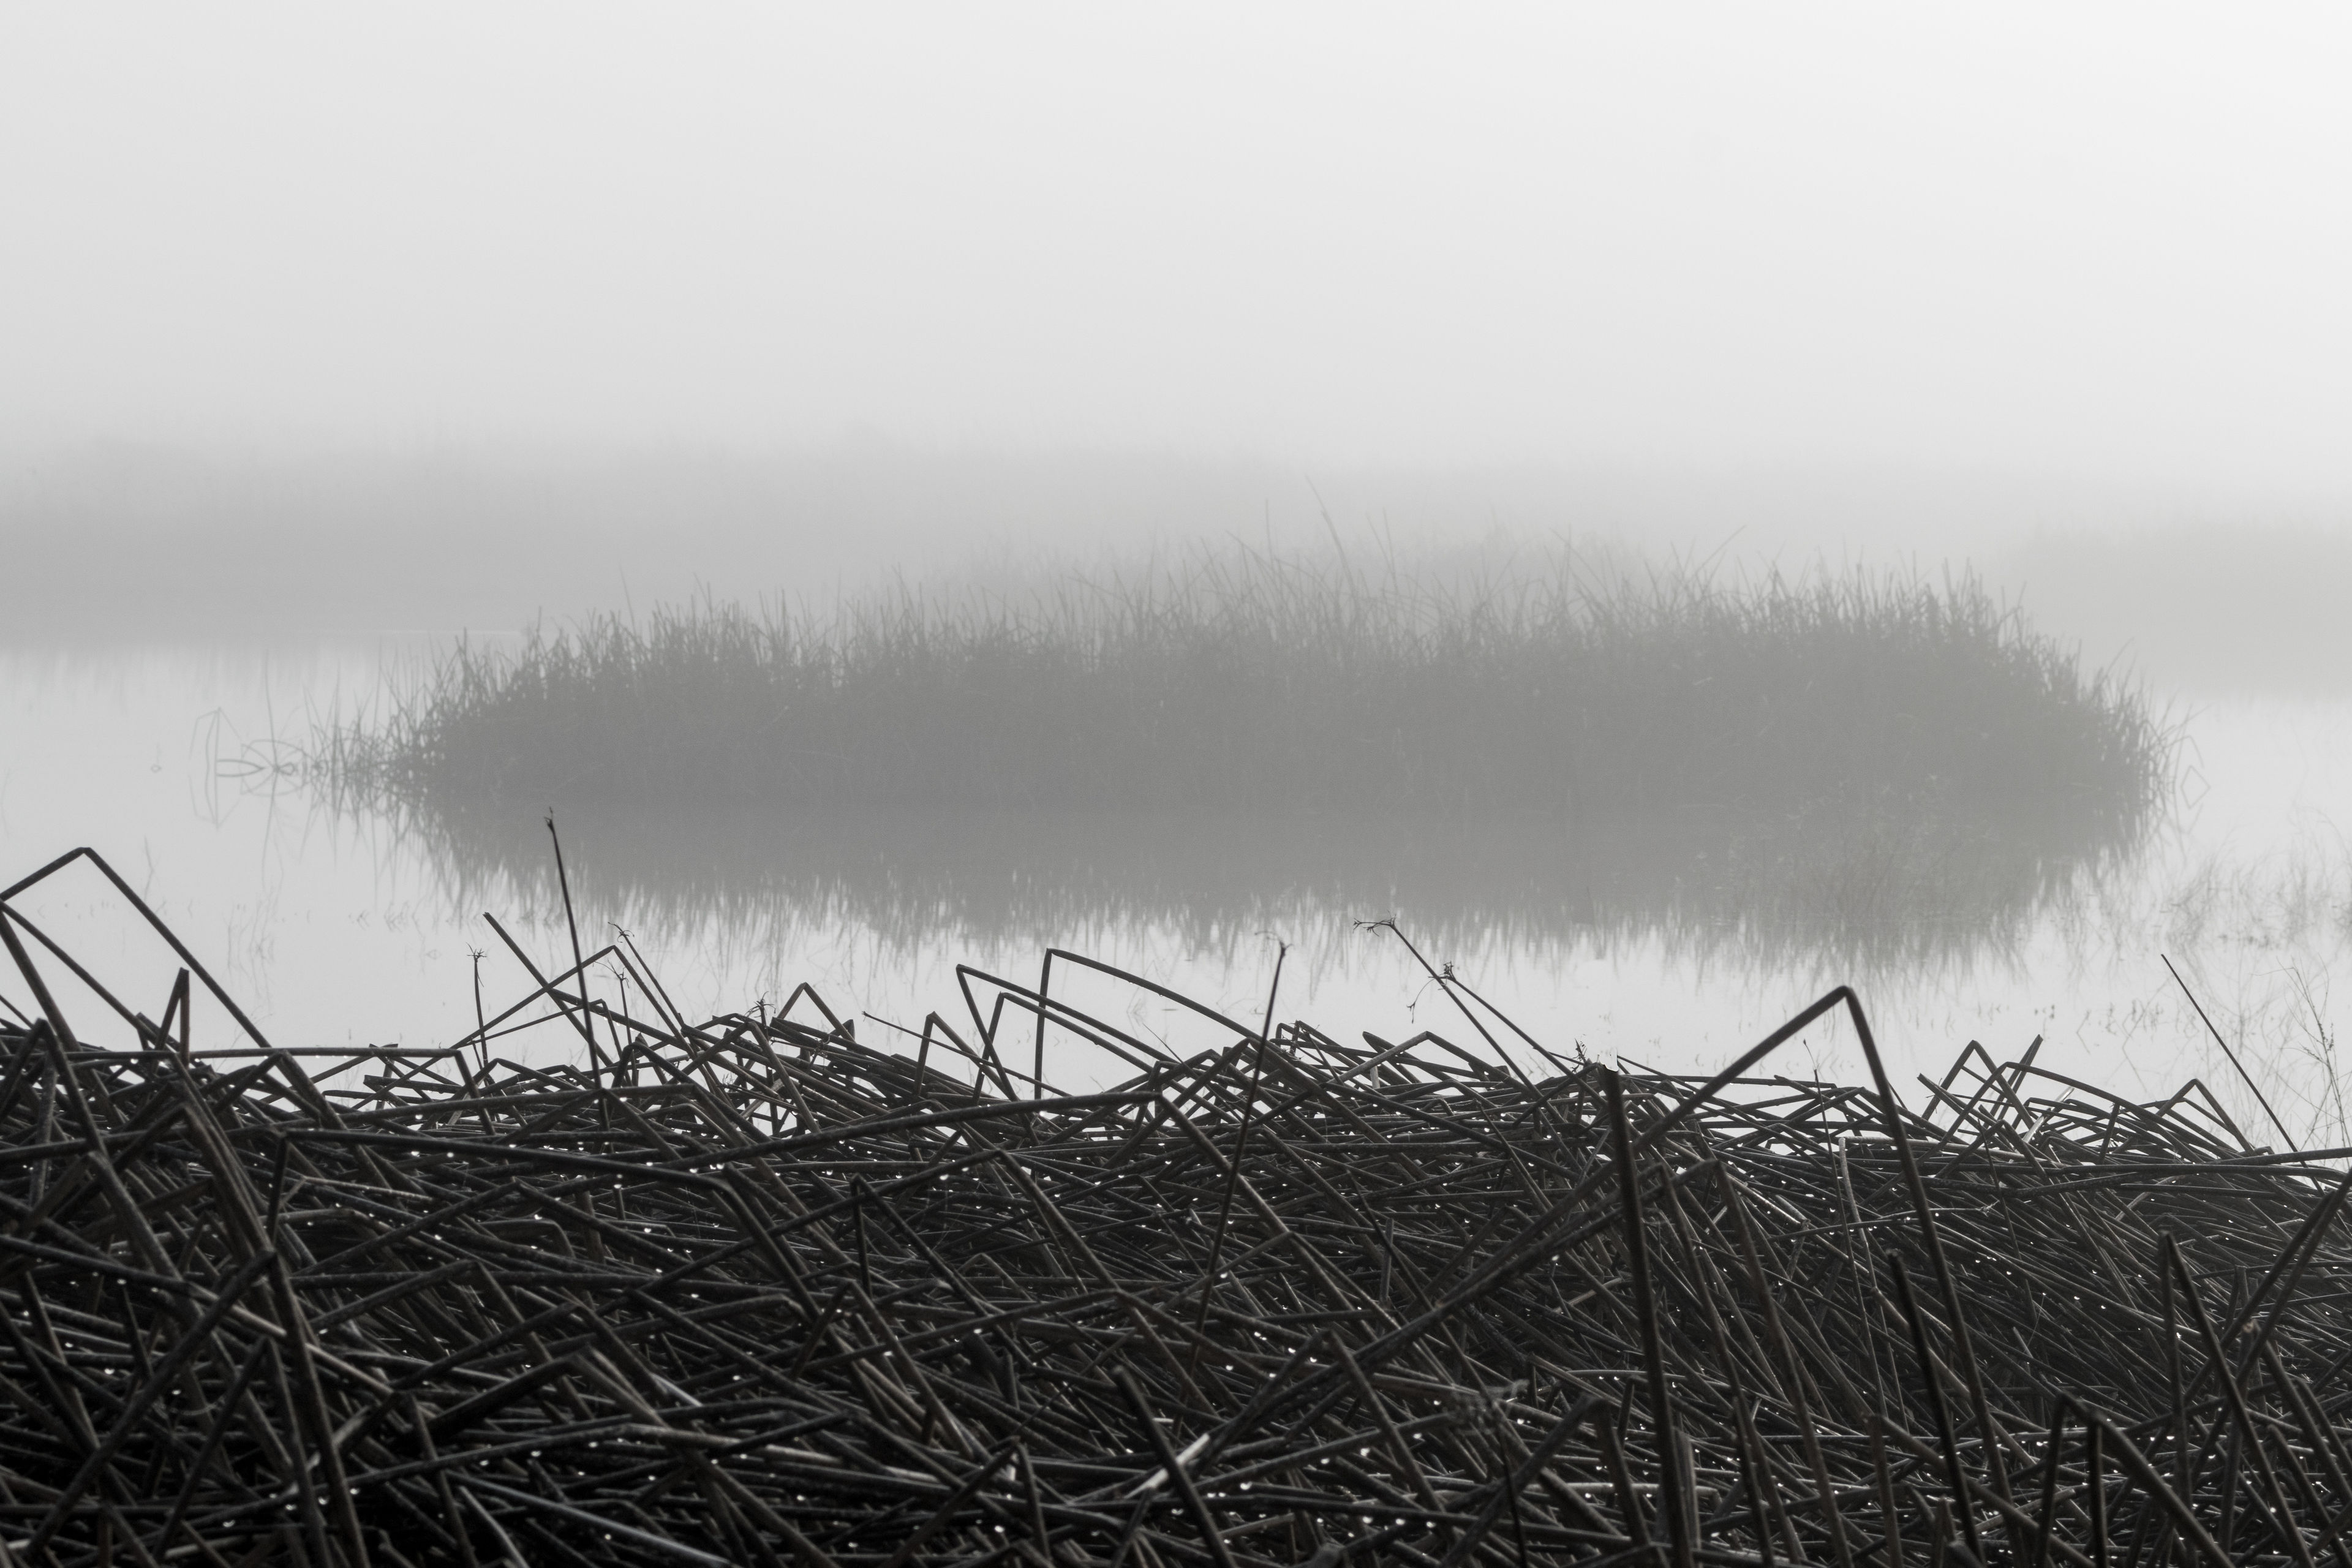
[{"x1": 0, "y1": 848, "x2": 2345, "y2": 1567}]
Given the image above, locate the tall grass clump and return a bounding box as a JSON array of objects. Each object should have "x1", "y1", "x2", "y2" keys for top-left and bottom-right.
[{"x1": 324, "y1": 547, "x2": 2168, "y2": 833}]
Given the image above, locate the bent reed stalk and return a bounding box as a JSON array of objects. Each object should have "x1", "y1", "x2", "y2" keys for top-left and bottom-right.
[
  {"x1": 317, "y1": 548, "x2": 2168, "y2": 832},
  {"x1": 0, "y1": 845, "x2": 2342, "y2": 1568}
]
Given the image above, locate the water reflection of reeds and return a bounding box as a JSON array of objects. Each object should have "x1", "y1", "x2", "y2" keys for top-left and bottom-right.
[{"x1": 380, "y1": 797, "x2": 2135, "y2": 980}]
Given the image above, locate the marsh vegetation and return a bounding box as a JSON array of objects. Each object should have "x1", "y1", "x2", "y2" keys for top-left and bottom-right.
[
  {"x1": 304, "y1": 549, "x2": 2170, "y2": 970},
  {"x1": 326, "y1": 547, "x2": 2165, "y2": 824}
]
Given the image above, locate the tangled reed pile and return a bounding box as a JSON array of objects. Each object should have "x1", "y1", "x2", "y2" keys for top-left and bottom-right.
[{"x1": 4, "y1": 848, "x2": 2351, "y2": 1568}]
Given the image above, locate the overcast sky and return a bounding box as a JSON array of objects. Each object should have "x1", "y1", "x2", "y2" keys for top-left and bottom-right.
[{"x1": 8, "y1": 4, "x2": 2352, "y2": 493}]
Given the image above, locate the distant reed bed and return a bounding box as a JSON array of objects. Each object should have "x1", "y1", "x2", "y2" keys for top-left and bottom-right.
[{"x1": 320, "y1": 548, "x2": 2167, "y2": 831}]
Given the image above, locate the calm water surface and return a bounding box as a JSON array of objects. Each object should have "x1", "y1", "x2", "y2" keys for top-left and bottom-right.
[{"x1": 6, "y1": 642, "x2": 2350, "y2": 1135}]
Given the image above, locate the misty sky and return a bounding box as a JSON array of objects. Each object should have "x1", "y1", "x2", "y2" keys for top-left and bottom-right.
[{"x1": 9, "y1": 5, "x2": 2352, "y2": 492}]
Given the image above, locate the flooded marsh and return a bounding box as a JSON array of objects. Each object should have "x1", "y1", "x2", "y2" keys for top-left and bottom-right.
[{"x1": 7, "y1": 556, "x2": 2342, "y2": 1134}]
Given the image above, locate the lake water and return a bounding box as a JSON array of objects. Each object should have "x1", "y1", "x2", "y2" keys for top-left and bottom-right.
[{"x1": 6, "y1": 639, "x2": 2351, "y2": 1140}]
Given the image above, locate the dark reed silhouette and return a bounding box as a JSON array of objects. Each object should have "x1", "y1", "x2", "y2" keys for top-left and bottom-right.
[{"x1": 1, "y1": 846, "x2": 2343, "y2": 1568}]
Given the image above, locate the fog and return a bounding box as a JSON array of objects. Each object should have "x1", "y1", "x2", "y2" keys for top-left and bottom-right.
[
  {"x1": 12, "y1": 444, "x2": 2352, "y2": 699},
  {"x1": 9, "y1": 4, "x2": 2352, "y2": 486},
  {"x1": 22, "y1": 17, "x2": 2352, "y2": 1562},
  {"x1": 11, "y1": 6, "x2": 2352, "y2": 1122},
  {"x1": 14, "y1": 3, "x2": 2352, "y2": 684}
]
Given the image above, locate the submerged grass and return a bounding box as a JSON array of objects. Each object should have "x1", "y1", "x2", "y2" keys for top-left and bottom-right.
[{"x1": 323, "y1": 546, "x2": 2167, "y2": 834}]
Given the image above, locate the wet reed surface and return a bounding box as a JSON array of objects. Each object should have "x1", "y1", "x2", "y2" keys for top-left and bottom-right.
[{"x1": 9, "y1": 850, "x2": 2350, "y2": 1568}]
